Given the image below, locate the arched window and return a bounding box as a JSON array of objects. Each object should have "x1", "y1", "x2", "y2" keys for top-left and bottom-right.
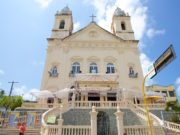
[
  {"x1": 90, "y1": 63, "x2": 98, "y2": 73},
  {"x1": 121, "y1": 22, "x2": 126, "y2": 30},
  {"x1": 72, "y1": 62, "x2": 80, "y2": 74},
  {"x1": 106, "y1": 63, "x2": 115, "y2": 74},
  {"x1": 59, "y1": 20, "x2": 65, "y2": 29}
]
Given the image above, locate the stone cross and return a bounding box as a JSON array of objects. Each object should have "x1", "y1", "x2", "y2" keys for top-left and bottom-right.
[{"x1": 90, "y1": 14, "x2": 96, "y2": 22}]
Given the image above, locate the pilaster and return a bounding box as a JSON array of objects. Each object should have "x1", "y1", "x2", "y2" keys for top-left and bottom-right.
[
  {"x1": 114, "y1": 106, "x2": 124, "y2": 135},
  {"x1": 58, "y1": 106, "x2": 64, "y2": 135},
  {"x1": 89, "y1": 106, "x2": 98, "y2": 135}
]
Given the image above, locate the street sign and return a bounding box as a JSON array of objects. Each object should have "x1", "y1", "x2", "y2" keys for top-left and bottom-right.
[
  {"x1": 153, "y1": 45, "x2": 176, "y2": 74},
  {"x1": 147, "y1": 64, "x2": 156, "y2": 79},
  {"x1": 147, "y1": 45, "x2": 176, "y2": 79}
]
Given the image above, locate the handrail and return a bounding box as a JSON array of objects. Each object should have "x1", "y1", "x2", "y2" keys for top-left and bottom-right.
[
  {"x1": 41, "y1": 103, "x2": 71, "y2": 127},
  {"x1": 128, "y1": 101, "x2": 180, "y2": 133},
  {"x1": 41, "y1": 107, "x2": 56, "y2": 127},
  {"x1": 41, "y1": 107, "x2": 62, "y2": 135},
  {"x1": 163, "y1": 121, "x2": 180, "y2": 132},
  {"x1": 137, "y1": 103, "x2": 166, "y2": 110}
]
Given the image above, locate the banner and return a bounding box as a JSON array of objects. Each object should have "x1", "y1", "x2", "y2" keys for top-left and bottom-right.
[
  {"x1": 8, "y1": 112, "x2": 19, "y2": 127},
  {"x1": 26, "y1": 112, "x2": 36, "y2": 127}
]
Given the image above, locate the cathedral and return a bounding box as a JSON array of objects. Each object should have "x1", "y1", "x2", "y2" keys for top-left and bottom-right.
[
  {"x1": 1, "y1": 6, "x2": 180, "y2": 135},
  {"x1": 37, "y1": 6, "x2": 179, "y2": 135},
  {"x1": 40, "y1": 6, "x2": 144, "y2": 105}
]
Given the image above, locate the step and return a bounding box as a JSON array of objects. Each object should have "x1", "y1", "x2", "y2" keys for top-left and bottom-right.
[{"x1": 0, "y1": 128, "x2": 41, "y2": 135}]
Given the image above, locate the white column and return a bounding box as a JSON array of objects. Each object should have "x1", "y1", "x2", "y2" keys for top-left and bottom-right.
[
  {"x1": 134, "y1": 96, "x2": 137, "y2": 104},
  {"x1": 114, "y1": 106, "x2": 124, "y2": 135},
  {"x1": 58, "y1": 109, "x2": 64, "y2": 135},
  {"x1": 58, "y1": 119, "x2": 63, "y2": 135},
  {"x1": 89, "y1": 106, "x2": 98, "y2": 135}
]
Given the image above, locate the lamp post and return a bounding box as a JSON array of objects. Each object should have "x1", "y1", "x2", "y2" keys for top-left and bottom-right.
[
  {"x1": 142, "y1": 45, "x2": 176, "y2": 135},
  {"x1": 142, "y1": 70, "x2": 154, "y2": 135}
]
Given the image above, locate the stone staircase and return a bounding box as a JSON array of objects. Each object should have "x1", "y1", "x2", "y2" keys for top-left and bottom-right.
[
  {"x1": 122, "y1": 109, "x2": 145, "y2": 126},
  {"x1": 60, "y1": 108, "x2": 145, "y2": 135},
  {"x1": 40, "y1": 101, "x2": 180, "y2": 135},
  {"x1": 150, "y1": 110, "x2": 180, "y2": 134},
  {"x1": 0, "y1": 128, "x2": 40, "y2": 135},
  {"x1": 150, "y1": 110, "x2": 180, "y2": 122},
  {"x1": 62, "y1": 108, "x2": 145, "y2": 126}
]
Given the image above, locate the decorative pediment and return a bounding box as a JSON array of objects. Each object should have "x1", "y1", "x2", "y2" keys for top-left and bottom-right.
[{"x1": 62, "y1": 22, "x2": 125, "y2": 43}]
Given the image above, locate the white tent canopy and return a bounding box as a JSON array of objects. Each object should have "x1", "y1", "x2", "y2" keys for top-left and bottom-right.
[
  {"x1": 54, "y1": 88, "x2": 75, "y2": 99},
  {"x1": 30, "y1": 90, "x2": 54, "y2": 98},
  {"x1": 30, "y1": 88, "x2": 76, "y2": 99}
]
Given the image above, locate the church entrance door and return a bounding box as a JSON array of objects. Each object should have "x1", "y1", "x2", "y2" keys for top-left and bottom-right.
[{"x1": 97, "y1": 111, "x2": 110, "y2": 135}]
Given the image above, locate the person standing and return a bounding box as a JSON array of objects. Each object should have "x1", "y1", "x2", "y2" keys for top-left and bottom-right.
[{"x1": 19, "y1": 122, "x2": 26, "y2": 135}]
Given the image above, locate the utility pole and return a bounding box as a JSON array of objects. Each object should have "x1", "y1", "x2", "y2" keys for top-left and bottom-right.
[
  {"x1": 8, "y1": 81, "x2": 19, "y2": 96},
  {"x1": 2, "y1": 81, "x2": 19, "y2": 127}
]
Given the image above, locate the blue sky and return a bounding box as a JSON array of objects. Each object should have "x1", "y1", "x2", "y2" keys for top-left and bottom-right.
[{"x1": 0, "y1": 0, "x2": 180, "y2": 102}]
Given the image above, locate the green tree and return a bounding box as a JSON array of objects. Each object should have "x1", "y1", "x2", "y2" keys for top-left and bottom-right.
[
  {"x1": 10, "y1": 96, "x2": 23, "y2": 110},
  {"x1": 0, "y1": 96, "x2": 23, "y2": 110},
  {"x1": 0, "y1": 89, "x2": 5, "y2": 98},
  {"x1": 165, "y1": 100, "x2": 180, "y2": 112}
]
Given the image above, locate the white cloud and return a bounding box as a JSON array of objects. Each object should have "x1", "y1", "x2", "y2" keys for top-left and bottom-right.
[
  {"x1": 73, "y1": 22, "x2": 81, "y2": 32},
  {"x1": 140, "y1": 53, "x2": 157, "y2": 85},
  {"x1": 85, "y1": 0, "x2": 148, "y2": 40},
  {"x1": 176, "y1": 77, "x2": 180, "y2": 85},
  {"x1": 13, "y1": 85, "x2": 39, "y2": 101},
  {"x1": 34, "y1": 0, "x2": 53, "y2": 8},
  {"x1": 23, "y1": 88, "x2": 40, "y2": 101},
  {"x1": 140, "y1": 53, "x2": 153, "y2": 75},
  {"x1": 146, "y1": 28, "x2": 165, "y2": 38},
  {"x1": 0, "y1": 69, "x2": 4, "y2": 75},
  {"x1": 0, "y1": 82, "x2": 2, "y2": 87}
]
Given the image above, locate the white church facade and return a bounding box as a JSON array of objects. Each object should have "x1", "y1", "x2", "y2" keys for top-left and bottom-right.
[{"x1": 40, "y1": 6, "x2": 144, "y2": 105}]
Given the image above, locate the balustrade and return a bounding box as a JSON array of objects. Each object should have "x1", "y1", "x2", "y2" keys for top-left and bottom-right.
[
  {"x1": 72, "y1": 101, "x2": 127, "y2": 109},
  {"x1": 124, "y1": 126, "x2": 164, "y2": 135},
  {"x1": 62, "y1": 126, "x2": 91, "y2": 135},
  {"x1": 137, "y1": 103, "x2": 166, "y2": 110},
  {"x1": 163, "y1": 121, "x2": 180, "y2": 132}
]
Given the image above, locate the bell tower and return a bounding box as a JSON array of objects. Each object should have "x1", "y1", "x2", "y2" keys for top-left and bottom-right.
[
  {"x1": 111, "y1": 7, "x2": 135, "y2": 40},
  {"x1": 51, "y1": 6, "x2": 73, "y2": 39}
]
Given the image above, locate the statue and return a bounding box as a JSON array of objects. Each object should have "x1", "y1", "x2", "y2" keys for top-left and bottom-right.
[
  {"x1": 48, "y1": 66, "x2": 58, "y2": 77},
  {"x1": 129, "y1": 67, "x2": 138, "y2": 78}
]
